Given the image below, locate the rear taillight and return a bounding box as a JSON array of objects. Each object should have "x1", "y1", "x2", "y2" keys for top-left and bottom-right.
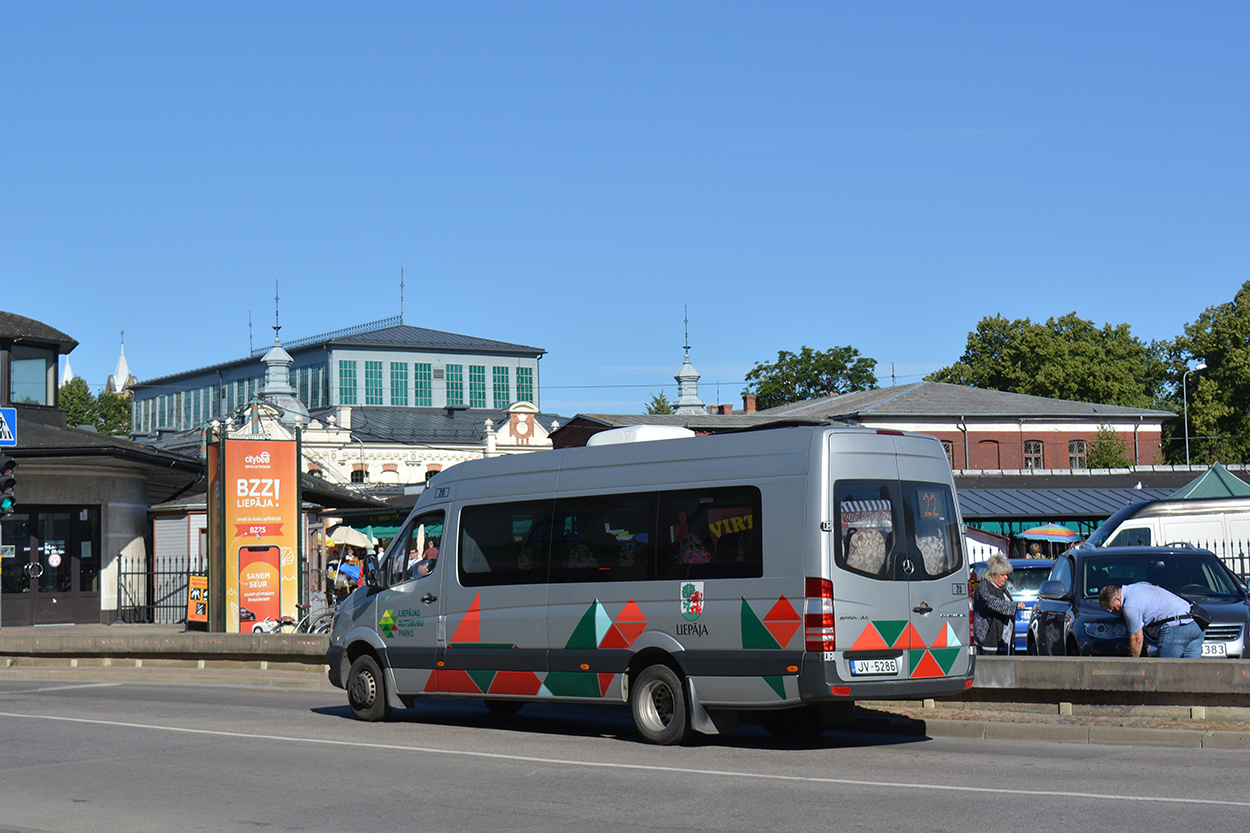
[{"x1": 805, "y1": 576, "x2": 836, "y2": 652}]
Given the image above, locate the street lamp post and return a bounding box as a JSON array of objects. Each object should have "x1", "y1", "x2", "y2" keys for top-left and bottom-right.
[{"x1": 1183, "y1": 362, "x2": 1208, "y2": 465}]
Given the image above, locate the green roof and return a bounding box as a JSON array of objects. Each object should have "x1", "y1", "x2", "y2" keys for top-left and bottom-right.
[{"x1": 1168, "y1": 463, "x2": 1250, "y2": 499}]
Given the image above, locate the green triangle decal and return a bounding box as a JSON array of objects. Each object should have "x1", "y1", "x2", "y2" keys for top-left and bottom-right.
[
  {"x1": 930, "y1": 647, "x2": 961, "y2": 675},
  {"x1": 763, "y1": 675, "x2": 786, "y2": 699},
  {"x1": 467, "y1": 669, "x2": 496, "y2": 694},
  {"x1": 741, "y1": 599, "x2": 780, "y2": 650},
  {"x1": 908, "y1": 649, "x2": 927, "y2": 674},
  {"x1": 564, "y1": 601, "x2": 601, "y2": 650},
  {"x1": 543, "y1": 671, "x2": 604, "y2": 698},
  {"x1": 874, "y1": 620, "x2": 908, "y2": 648}
]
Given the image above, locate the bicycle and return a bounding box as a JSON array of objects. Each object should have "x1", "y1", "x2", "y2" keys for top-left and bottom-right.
[{"x1": 251, "y1": 604, "x2": 335, "y2": 635}]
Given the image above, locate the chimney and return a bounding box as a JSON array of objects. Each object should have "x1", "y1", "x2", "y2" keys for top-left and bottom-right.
[
  {"x1": 743, "y1": 394, "x2": 756, "y2": 413},
  {"x1": 716, "y1": 404, "x2": 733, "y2": 415}
]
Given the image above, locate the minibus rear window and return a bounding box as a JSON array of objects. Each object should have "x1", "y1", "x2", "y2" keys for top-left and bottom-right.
[{"x1": 834, "y1": 480, "x2": 962, "y2": 580}]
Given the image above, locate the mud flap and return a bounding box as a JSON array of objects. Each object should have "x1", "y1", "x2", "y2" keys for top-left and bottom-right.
[
  {"x1": 687, "y1": 678, "x2": 739, "y2": 736},
  {"x1": 384, "y1": 666, "x2": 407, "y2": 711}
]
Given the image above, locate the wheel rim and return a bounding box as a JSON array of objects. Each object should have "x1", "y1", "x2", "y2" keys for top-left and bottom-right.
[
  {"x1": 638, "y1": 678, "x2": 674, "y2": 732},
  {"x1": 351, "y1": 667, "x2": 377, "y2": 708}
]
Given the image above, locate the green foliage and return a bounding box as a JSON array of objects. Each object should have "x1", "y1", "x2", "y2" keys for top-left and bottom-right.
[
  {"x1": 59, "y1": 377, "x2": 95, "y2": 429},
  {"x1": 95, "y1": 392, "x2": 133, "y2": 436},
  {"x1": 1086, "y1": 424, "x2": 1132, "y2": 469},
  {"x1": 1165, "y1": 280, "x2": 1250, "y2": 464},
  {"x1": 645, "y1": 391, "x2": 674, "y2": 414},
  {"x1": 743, "y1": 346, "x2": 878, "y2": 410},
  {"x1": 58, "y1": 379, "x2": 133, "y2": 436},
  {"x1": 927, "y1": 313, "x2": 1166, "y2": 408}
]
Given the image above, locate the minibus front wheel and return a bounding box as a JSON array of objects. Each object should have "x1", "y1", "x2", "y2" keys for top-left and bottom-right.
[
  {"x1": 630, "y1": 664, "x2": 692, "y2": 745},
  {"x1": 347, "y1": 654, "x2": 391, "y2": 722}
]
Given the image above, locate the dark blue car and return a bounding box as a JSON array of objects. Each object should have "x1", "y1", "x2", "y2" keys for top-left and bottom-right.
[
  {"x1": 1028, "y1": 546, "x2": 1250, "y2": 657},
  {"x1": 971, "y1": 558, "x2": 1053, "y2": 654}
]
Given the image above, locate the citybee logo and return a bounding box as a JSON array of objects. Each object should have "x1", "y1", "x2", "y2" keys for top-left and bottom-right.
[{"x1": 244, "y1": 452, "x2": 271, "y2": 465}]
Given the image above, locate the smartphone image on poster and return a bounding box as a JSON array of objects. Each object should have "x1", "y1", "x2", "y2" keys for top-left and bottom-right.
[{"x1": 238, "y1": 545, "x2": 281, "y2": 632}]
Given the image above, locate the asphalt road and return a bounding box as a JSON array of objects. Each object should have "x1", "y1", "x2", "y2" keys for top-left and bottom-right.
[{"x1": 0, "y1": 674, "x2": 1247, "y2": 833}]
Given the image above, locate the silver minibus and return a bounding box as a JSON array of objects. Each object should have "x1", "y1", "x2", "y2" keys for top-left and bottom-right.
[{"x1": 327, "y1": 423, "x2": 975, "y2": 743}]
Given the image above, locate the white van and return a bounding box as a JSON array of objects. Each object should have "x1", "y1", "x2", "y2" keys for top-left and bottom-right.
[
  {"x1": 1083, "y1": 497, "x2": 1250, "y2": 575},
  {"x1": 327, "y1": 424, "x2": 975, "y2": 744}
]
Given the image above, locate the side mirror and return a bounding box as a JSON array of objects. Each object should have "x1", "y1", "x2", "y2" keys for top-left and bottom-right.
[
  {"x1": 1038, "y1": 580, "x2": 1068, "y2": 601},
  {"x1": 364, "y1": 554, "x2": 381, "y2": 591}
]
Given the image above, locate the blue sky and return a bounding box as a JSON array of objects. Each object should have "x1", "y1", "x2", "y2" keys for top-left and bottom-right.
[{"x1": 3, "y1": 3, "x2": 1247, "y2": 417}]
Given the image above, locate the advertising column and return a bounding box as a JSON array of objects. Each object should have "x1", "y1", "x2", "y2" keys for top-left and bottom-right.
[{"x1": 222, "y1": 439, "x2": 299, "y2": 633}]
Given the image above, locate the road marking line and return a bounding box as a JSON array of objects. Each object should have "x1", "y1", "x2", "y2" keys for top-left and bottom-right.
[
  {"x1": 2, "y1": 683, "x2": 124, "y2": 694},
  {"x1": 0, "y1": 710, "x2": 1245, "y2": 807}
]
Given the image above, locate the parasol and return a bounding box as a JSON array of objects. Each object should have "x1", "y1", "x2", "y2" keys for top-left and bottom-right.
[{"x1": 1018, "y1": 523, "x2": 1080, "y2": 543}]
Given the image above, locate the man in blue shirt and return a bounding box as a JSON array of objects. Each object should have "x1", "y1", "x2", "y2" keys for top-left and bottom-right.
[{"x1": 1098, "y1": 583, "x2": 1204, "y2": 658}]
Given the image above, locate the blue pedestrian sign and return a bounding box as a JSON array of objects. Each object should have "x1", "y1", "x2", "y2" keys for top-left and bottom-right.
[{"x1": 0, "y1": 408, "x2": 15, "y2": 447}]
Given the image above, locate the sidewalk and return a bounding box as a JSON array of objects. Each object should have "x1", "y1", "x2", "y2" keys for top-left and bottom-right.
[{"x1": 3, "y1": 624, "x2": 1249, "y2": 748}]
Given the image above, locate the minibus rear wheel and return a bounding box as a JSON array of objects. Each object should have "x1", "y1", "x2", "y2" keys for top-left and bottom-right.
[
  {"x1": 348, "y1": 654, "x2": 391, "y2": 722},
  {"x1": 630, "y1": 664, "x2": 691, "y2": 745}
]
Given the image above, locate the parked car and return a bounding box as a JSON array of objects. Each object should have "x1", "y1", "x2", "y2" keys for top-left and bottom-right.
[
  {"x1": 971, "y1": 558, "x2": 1053, "y2": 653},
  {"x1": 1028, "y1": 546, "x2": 1250, "y2": 657}
]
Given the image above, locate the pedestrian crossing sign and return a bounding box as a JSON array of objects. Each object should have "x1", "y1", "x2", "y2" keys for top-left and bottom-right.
[{"x1": 0, "y1": 408, "x2": 15, "y2": 447}]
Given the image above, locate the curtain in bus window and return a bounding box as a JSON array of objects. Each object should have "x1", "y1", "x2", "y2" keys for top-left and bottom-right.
[
  {"x1": 657, "y1": 486, "x2": 763, "y2": 581},
  {"x1": 905, "y1": 483, "x2": 962, "y2": 578},
  {"x1": 836, "y1": 480, "x2": 897, "y2": 578}
]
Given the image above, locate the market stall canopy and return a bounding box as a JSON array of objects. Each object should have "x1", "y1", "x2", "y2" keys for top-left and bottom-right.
[
  {"x1": 1018, "y1": 523, "x2": 1081, "y2": 543},
  {"x1": 1169, "y1": 462, "x2": 1250, "y2": 499},
  {"x1": 326, "y1": 525, "x2": 374, "y2": 548}
]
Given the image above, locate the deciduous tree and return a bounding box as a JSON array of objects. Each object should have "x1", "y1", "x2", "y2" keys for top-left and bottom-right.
[
  {"x1": 1166, "y1": 280, "x2": 1250, "y2": 464},
  {"x1": 927, "y1": 313, "x2": 1166, "y2": 408},
  {"x1": 743, "y1": 346, "x2": 878, "y2": 410}
]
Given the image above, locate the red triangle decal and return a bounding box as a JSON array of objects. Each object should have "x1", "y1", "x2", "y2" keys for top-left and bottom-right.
[
  {"x1": 910, "y1": 650, "x2": 945, "y2": 679},
  {"x1": 763, "y1": 595, "x2": 801, "y2": 624},
  {"x1": 488, "y1": 670, "x2": 544, "y2": 696},
  {"x1": 424, "y1": 670, "x2": 441, "y2": 693},
  {"x1": 615, "y1": 598, "x2": 647, "y2": 624},
  {"x1": 892, "y1": 622, "x2": 926, "y2": 650},
  {"x1": 450, "y1": 593, "x2": 481, "y2": 644},
  {"x1": 598, "y1": 624, "x2": 631, "y2": 650},
  {"x1": 850, "y1": 623, "x2": 889, "y2": 651},
  {"x1": 598, "y1": 673, "x2": 614, "y2": 697},
  {"x1": 764, "y1": 619, "x2": 801, "y2": 649},
  {"x1": 931, "y1": 623, "x2": 949, "y2": 648},
  {"x1": 441, "y1": 669, "x2": 483, "y2": 694}
]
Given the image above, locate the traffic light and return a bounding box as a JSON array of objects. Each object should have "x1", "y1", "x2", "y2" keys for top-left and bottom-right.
[{"x1": 0, "y1": 453, "x2": 16, "y2": 516}]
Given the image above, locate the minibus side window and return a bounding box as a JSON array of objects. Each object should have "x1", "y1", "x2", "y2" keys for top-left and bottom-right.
[
  {"x1": 389, "y1": 511, "x2": 445, "y2": 585},
  {"x1": 657, "y1": 486, "x2": 763, "y2": 581},
  {"x1": 549, "y1": 493, "x2": 656, "y2": 584},
  {"x1": 459, "y1": 500, "x2": 553, "y2": 587}
]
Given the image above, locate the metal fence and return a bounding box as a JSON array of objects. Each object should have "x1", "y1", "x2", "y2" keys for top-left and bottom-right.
[
  {"x1": 964, "y1": 536, "x2": 1250, "y2": 583},
  {"x1": 116, "y1": 552, "x2": 194, "y2": 625},
  {"x1": 116, "y1": 553, "x2": 331, "y2": 626}
]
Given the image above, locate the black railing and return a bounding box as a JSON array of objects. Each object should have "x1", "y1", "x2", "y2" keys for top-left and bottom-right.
[{"x1": 116, "y1": 552, "x2": 193, "y2": 625}]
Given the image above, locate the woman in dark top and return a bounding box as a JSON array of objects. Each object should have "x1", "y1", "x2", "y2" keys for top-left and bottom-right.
[{"x1": 973, "y1": 555, "x2": 1018, "y2": 654}]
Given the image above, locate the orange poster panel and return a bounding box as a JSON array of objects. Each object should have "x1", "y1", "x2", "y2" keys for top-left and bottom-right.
[{"x1": 222, "y1": 439, "x2": 299, "y2": 632}]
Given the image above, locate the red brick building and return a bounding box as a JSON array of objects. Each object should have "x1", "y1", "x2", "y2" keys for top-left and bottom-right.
[{"x1": 551, "y1": 382, "x2": 1173, "y2": 472}]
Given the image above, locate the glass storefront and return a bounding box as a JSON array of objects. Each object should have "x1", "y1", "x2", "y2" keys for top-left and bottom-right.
[{"x1": 1, "y1": 505, "x2": 101, "y2": 626}]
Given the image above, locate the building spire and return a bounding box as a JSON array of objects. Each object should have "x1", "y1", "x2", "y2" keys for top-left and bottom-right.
[
  {"x1": 273, "y1": 279, "x2": 282, "y2": 344},
  {"x1": 673, "y1": 305, "x2": 705, "y2": 415}
]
